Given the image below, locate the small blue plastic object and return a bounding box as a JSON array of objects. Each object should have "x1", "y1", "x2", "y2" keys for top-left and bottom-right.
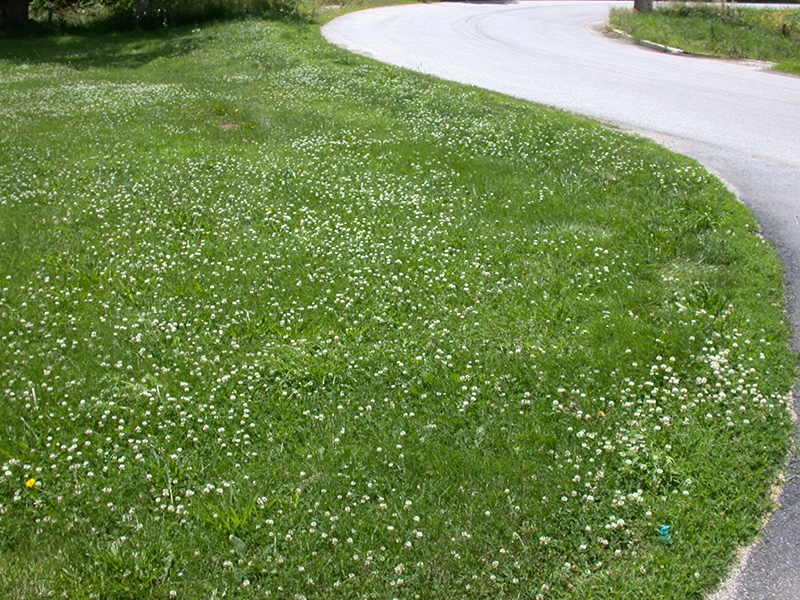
[{"x1": 659, "y1": 524, "x2": 672, "y2": 544}]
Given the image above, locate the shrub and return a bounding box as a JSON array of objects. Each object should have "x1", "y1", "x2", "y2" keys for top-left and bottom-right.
[
  {"x1": 116, "y1": 0, "x2": 303, "y2": 27},
  {"x1": 29, "y1": 0, "x2": 303, "y2": 29}
]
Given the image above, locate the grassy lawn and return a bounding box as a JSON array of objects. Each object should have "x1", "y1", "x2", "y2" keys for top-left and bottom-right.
[
  {"x1": 0, "y1": 13, "x2": 797, "y2": 599},
  {"x1": 610, "y1": 3, "x2": 800, "y2": 74}
]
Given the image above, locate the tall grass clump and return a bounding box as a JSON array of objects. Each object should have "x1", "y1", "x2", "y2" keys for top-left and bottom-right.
[{"x1": 0, "y1": 16, "x2": 797, "y2": 599}]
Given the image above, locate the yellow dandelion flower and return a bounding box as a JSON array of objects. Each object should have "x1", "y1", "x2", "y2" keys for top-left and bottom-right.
[{"x1": 25, "y1": 478, "x2": 36, "y2": 488}]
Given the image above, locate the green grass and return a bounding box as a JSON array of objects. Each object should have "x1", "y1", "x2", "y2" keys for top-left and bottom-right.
[
  {"x1": 0, "y1": 15, "x2": 796, "y2": 599},
  {"x1": 610, "y1": 4, "x2": 800, "y2": 74}
]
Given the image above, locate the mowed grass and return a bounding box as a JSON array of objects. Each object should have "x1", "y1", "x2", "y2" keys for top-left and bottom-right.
[
  {"x1": 610, "y1": 3, "x2": 800, "y2": 74},
  {"x1": 0, "y1": 17, "x2": 796, "y2": 599}
]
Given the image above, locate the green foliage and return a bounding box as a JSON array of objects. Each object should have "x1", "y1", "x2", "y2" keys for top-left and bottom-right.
[
  {"x1": 610, "y1": 4, "x2": 800, "y2": 73},
  {"x1": 28, "y1": 0, "x2": 303, "y2": 29},
  {"x1": 29, "y1": 0, "x2": 85, "y2": 24},
  {"x1": 196, "y1": 493, "x2": 257, "y2": 535},
  {"x1": 72, "y1": 540, "x2": 175, "y2": 599},
  {"x1": 114, "y1": 0, "x2": 303, "y2": 27}
]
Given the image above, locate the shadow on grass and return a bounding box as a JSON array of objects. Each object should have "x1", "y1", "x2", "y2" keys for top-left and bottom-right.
[{"x1": 0, "y1": 26, "x2": 201, "y2": 70}]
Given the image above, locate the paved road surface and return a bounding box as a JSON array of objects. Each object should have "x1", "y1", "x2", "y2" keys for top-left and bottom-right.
[{"x1": 323, "y1": 2, "x2": 800, "y2": 598}]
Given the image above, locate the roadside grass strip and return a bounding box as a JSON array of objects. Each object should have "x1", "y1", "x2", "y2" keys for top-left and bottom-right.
[
  {"x1": 610, "y1": 4, "x2": 800, "y2": 74},
  {"x1": 0, "y1": 18, "x2": 796, "y2": 599}
]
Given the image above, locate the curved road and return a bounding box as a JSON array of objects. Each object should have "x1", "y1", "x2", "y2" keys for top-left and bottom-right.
[{"x1": 323, "y1": 2, "x2": 800, "y2": 598}]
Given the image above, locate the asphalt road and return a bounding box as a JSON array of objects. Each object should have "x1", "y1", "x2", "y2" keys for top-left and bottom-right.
[{"x1": 323, "y1": 2, "x2": 800, "y2": 598}]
